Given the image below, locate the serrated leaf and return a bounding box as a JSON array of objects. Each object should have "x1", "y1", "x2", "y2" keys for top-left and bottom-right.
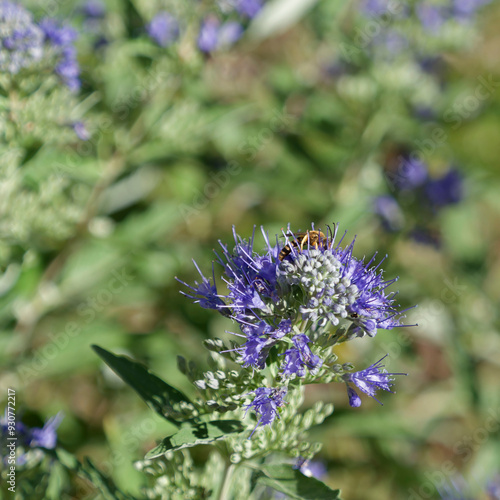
[
  {"x1": 145, "y1": 419, "x2": 245, "y2": 458},
  {"x1": 253, "y1": 464, "x2": 342, "y2": 500},
  {"x1": 92, "y1": 345, "x2": 191, "y2": 426}
]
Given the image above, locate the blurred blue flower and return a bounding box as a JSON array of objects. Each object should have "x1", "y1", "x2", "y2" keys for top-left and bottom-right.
[
  {"x1": 373, "y1": 195, "x2": 404, "y2": 232},
  {"x1": 197, "y1": 17, "x2": 243, "y2": 53},
  {"x1": 147, "y1": 11, "x2": 180, "y2": 48},
  {"x1": 487, "y1": 473, "x2": 500, "y2": 499},
  {"x1": 425, "y1": 168, "x2": 463, "y2": 208},
  {"x1": 342, "y1": 355, "x2": 406, "y2": 406},
  {"x1": 81, "y1": 0, "x2": 105, "y2": 19},
  {"x1": 0, "y1": 1, "x2": 44, "y2": 73},
  {"x1": 437, "y1": 476, "x2": 473, "y2": 499},
  {"x1": 416, "y1": 3, "x2": 446, "y2": 31},
  {"x1": 245, "y1": 387, "x2": 287, "y2": 437},
  {"x1": 217, "y1": 21, "x2": 243, "y2": 48},
  {"x1": 235, "y1": 0, "x2": 263, "y2": 18},
  {"x1": 453, "y1": 0, "x2": 491, "y2": 21},
  {"x1": 392, "y1": 155, "x2": 428, "y2": 190},
  {"x1": 72, "y1": 121, "x2": 90, "y2": 141},
  {"x1": 1, "y1": 411, "x2": 63, "y2": 465},
  {"x1": 198, "y1": 17, "x2": 220, "y2": 53},
  {"x1": 39, "y1": 18, "x2": 80, "y2": 91},
  {"x1": 28, "y1": 413, "x2": 63, "y2": 449},
  {"x1": 360, "y1": 0, "x2": 390, "y2": 16}
]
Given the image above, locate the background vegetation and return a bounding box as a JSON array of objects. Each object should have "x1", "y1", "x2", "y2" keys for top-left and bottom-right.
[{"x1": 1, "y1": 0, "x2": 500, "y2": 498}]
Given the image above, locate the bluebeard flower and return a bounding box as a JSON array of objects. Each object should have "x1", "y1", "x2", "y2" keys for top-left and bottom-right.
[
  {"x1": 373, "y1": 195, "x2": 404, "y2": 232},
  {"x1": 245, "y1": 387, "x2": 287, "y2": 437},
  {"x1": 1, "y1": 411, "x2": 63, "y2": 465},
  {"x1": 28, "y1": 413, "x2": 63, "y2": 448},
  {"x1": 72, "y1": 121, "x2": 90, "y2": 141},
  {"x1": 295, "y1": 458, "x2": 327, "y2": 479},
  {"x1": 177, "y1": 261, "x2": 227, "y2": 312},
  {"x1": 0, "y1": 1, "x2": 44, "y2": 74},
  {"x1": 39, "y1": 18, "x2": 80, "y2": 91},
  {"x1": 416, "y1": 3, "x2": 446, "y2": 32},
  {"x1": 342, "y1": 355, "x2": 406, "y2": 406},
  {"x1": 147, "y1": 11, "x2": 180, "y2": 48},
  {"x1": 278, "y1": 231, "x2": 404, "y2": 337},
  {"x1": 235, "y1": 0, "x2": 263, "y2": 18},
  {"x1": 487, "y1": 473, "x2": 500, "y2": 499},
  {"x1": 81, "y1": 0, "x2": 105, "y2": 19},
  {"x1": 217, "y1": 21, "x2": 243, "y2": 48},
  {"x1": 376, "y1": 30, "x2": 408, "y2": 55},
  {"x1": 197, "y1": 17, "x2": 243, "y2": 52},
  {"x1": 425, "y1": 168, "x2": 463, "y2": 209},
  {"x1": 281, "y1": 334, "x2": 322, "y2": 378},
  {"x1": 180, "y1": 224, "x2": 406, "y2": 359},
  {"x1": 392, "y1": 155, "x2": 428, "y2": 190},
  {"x1": 198, "y1": 17, "x2": 220, "y2": 53},
  {"x1": 436, "y1": 476, "x2": 473, "y2": 499},
  {"x1": 346, "y1": 386, "x2": 362, "y2": 407},
  {"x1": 453, "y1": 0, "x2": 491, "y2": 21},
  {"x1": 360, "y1": 0, "x2": 390, "y2": 16},
  {"x1": 277, "y1": 247, "x2": 354, "y2": 328},
  {"x1": 236, "y1": 319, "x2": 291, "y2": 369}
]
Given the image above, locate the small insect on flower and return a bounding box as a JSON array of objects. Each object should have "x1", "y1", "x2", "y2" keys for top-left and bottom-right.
[{"x1": 278, "y1": 230, "x2": 328, "y2": 261}]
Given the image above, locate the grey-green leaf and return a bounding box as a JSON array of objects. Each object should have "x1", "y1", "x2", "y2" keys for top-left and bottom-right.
[
  {"x1": 145, "y1": 420, "x2": 246, "y2": 458},
  {"x1": 92, "y1": 345, "x2": 191, "y2": 426},
  {"x1": 253, "y1": 464, "x2": 342, "y2": 500}
]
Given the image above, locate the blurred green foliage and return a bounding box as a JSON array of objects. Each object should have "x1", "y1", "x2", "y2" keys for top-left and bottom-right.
[{"x1": 1, "y1": 0, "x2": 500, "y2": 498}]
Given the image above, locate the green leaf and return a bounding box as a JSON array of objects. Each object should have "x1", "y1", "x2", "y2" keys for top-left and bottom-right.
[
  {"x1": 145, "y1": 420, "x2": 246, "y2": 458},
  {"x1": 92, "y1": 345, "x2": 191, "y2": 426},
  {"x1": 248, "y1": 0, "x2": 320, "y2": 40},
  {"x1": 49, "y1": 449, "x2": 137, "y2": 500},
  {"x1": 253, "y1": 464, "x2": 342, "y2": 500}
]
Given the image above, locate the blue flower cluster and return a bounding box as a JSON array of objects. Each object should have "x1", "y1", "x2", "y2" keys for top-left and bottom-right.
[
  {"x1": 361, "y1": 0, "x2": 492, "y2": 28},
  {"x1": 436, "y1": 473, "x2": 500, "y2": 500},
  {"x1": 0, "y1": 411, "x2": 63, "y2": 465},
  {"x1": 179, "y1": 225, "x2": 409, "y2": 435},
  {"x1": 147, "y1": 0, "x2": 264, "y2": 53},
  {"x1": 375, "y1": 154, "x2": 464, "y2": 246},
  {"x1": 0, "y1": 1, "x2": 44, "y2": 74},
  {"x1": 0, "y1": 2, "x2": 81, "y2": 91}
]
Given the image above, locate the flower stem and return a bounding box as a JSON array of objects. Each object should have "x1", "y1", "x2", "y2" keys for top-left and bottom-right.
[{"x1": 219, "y1": 463, "x2": 236, "y2": 500}]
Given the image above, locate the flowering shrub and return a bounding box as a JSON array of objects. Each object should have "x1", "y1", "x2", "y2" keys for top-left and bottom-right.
[
  {"x1": 85, "y1": 224, "x2": 409, "y2": 497},
  {"x1": 1, "y1": 0, "x2": 499, "y2": 498}
]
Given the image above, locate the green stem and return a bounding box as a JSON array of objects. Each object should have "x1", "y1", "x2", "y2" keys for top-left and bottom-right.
[{"x1": 219, "y1": 463, "x2": 236, "y2": 500}]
